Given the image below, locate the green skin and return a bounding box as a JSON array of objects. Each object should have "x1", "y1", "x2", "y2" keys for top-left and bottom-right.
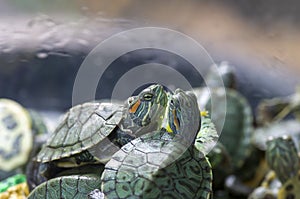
[{"x1": 100, "y1": 89, "x2": 212, "y2": 199}]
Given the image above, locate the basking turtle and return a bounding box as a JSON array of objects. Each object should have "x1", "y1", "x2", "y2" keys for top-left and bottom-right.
[
  {"x1": 100, "y1": 89, "x2": 213, "y2": 199},
  {"x1": 194, "y1": 87, "x2": 253, "y2": 171},
  {"x1": 36, "y1": 84, "x2": 168, "y2": 166},
  {"x1": 28, "y1": 84, "x2": 168, "y2": 192},
  {"x1": 249, "y1": 135, "x2": 300, "y2": 199},
  {"x1": 0, "y1": 99, "x2": 49, "y2": 181}
]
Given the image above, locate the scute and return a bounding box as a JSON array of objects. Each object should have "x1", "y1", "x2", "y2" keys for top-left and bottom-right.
[
  {"x1": 101, "y1": 131, "x2": 212, "y2": 199},
  {"x1": 37, "y1": 102, "x2": 123, "y2": 163}
]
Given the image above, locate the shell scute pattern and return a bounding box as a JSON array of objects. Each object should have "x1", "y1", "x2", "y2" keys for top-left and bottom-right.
[
  {"x1": 101, "y1": 131, "x2": 212, "y2": 199},
  {"x1": 37, "y1": 102, "x2": 123, "y2": 163},
  {"x1": 28, "y1": 174, "x2": 102, "y2": 199}
]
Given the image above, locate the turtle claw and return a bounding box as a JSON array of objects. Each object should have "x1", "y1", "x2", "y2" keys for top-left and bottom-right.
[{"x1": 88, "y1": 189, "x2": 105, "y2": 199}]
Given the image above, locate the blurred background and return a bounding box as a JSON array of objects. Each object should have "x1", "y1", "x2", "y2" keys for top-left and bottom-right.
[{"x1": 0, "y1": 0, "x2": 299, "y2": 111}]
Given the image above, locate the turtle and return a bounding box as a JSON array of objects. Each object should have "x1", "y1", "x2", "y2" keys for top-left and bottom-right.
[
  {"x1": 193, "y1": 87, "x2": 253, "y2": 171},
  {"x1": 269, "y1": 136, "x2": 300, "y2": 199},
  {"x1": 248, "y1": 135, "x2": 300, "y2": 199},
  {"x1": 28, "y1": 84, "x2": 168, "y2": 190},
  {"x1": 0, "y1": 99, "x2": 49, "y2": 181},
  {"x1": 36, "y1": 84, "x2": 168, "y2": 166},
  {"x1": 256, "y1": 86, "x2": 300, "y2": 125},
  {"x1": 99, "y1": 89, "x2": 213, "y2": 199}
]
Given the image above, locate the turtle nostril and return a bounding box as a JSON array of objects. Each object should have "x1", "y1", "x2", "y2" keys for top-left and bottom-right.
[{"x1": 128, "y1": 97, "x2": 134, "y2": 104}]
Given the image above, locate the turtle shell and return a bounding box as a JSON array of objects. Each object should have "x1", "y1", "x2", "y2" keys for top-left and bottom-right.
[
  {"x1": 36, "y1": 101, "x2": 123, "y2": 163},
  {"x1": 101, "y1": 131, "x2": 212, "y2": 199},
  {"x1": 193, "y1": 87, "x2": 253, "y2": 169},
  {"x1": 27, "y1": 173, "x2": 101, "y2": 199},
  {"x1": 0, "y1": 99, "x2": 33, "y2": 172},
  {"x1": 266, "y1": 136, "x2": 299, "y2": 184}
]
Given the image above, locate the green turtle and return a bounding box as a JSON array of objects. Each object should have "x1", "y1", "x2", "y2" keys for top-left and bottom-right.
[
  {"x1": 249, "y1": 135, "x2": 300, "y2": 199},
  {"x1": 27, "y1": 84, "x2": 168, "y2": 194},
  {"x1": 100, "y1": 89, "x2": 213, "y2": 199},
  {"x1": 36, "y1": 84, "x2": 168, "y2": 166},
  {"x1": 0, "y1": 99, "x2": 33, "y2": 174},
  {"x1": 194, "y1": 87, "x2": 253, "y2": 171},
  {"x1": 266, "y1": 135, "x2": 299, "y2": 185},
  {"x1": 269, "y1": 136, "x2": 300, "y2": 199}
]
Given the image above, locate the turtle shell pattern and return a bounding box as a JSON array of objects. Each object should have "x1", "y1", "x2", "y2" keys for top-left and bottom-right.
[
  {"x1": 37, "y1": 102, "x2": 123, "y2": 163},
  {"x1": 101, "y1": 131, "x2": 212, "y2": 199},
  {"x1": 0, "y1": 99, "x2": 33, "y2": 172},
  {"x1": 27, "y1": 173, "x2": 102, "y2": 199},
  {"x1": 194, "y1": 87, "x2": 253, "y2": 169}
]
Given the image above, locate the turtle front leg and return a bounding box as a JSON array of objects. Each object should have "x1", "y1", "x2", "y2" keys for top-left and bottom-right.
[{"x1": 115, "y1": 128, "x2": 136, "y2": 146}]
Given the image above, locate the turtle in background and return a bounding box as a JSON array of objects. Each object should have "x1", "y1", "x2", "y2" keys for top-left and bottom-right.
[
  {"x1": 0, "y1": 99, "x2": 48, "y2": 181},
  {"x1": 99, "y1": 89, "x2": 213, "y2": 199},
  {"x1": 27, "y1": 84, "x2": 169, "y2": 196},
  {"x1": 249, "y1": 135, "x2": 300, "y2": 199},
  {"x1": 256, "y1": 86, "x2": 300, "y2": 125}
]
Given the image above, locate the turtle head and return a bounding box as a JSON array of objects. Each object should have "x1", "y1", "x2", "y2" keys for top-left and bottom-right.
[
  {"x1": 124, "y1": 84, "x2": 168, "y2": 135},
  {"x1": 207, "y1": 62, "x2": 236, "y2": 89},
  {"x1": 166, "y1": 89, "x2": 200, "y2": 143}
]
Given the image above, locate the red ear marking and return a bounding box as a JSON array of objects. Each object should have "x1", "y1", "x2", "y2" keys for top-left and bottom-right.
[{"x1": 129, "y1": 99, "x2": 141, "y2": 114}]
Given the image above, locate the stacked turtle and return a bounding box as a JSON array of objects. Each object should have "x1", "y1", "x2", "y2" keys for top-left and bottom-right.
[
  {"x1": 27, "y1": 84, "x2": 217, "y2": 198},
  {"x1": 192, "y1": 62, "x2": 255, "y2": 197}
]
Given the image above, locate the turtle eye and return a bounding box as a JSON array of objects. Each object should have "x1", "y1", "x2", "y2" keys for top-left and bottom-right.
[{"x1": 142, "y1": 93, "x2": 153, "y2": 101}]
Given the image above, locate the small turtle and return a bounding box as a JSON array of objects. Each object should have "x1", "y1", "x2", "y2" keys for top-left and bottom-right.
[
  {"x1": 36, "y1": 84, "x2": 168, "y2": 166},
  {"x1": 194, "y1": 87, "x2": 253, "y2": 170},
  {"x1": 272, "y1": 136, "x2": 300, "y2": 199},
  {"x1": 100, "y1": 89, "x2": 213, "y2": 198},
  {"x1": 28, "y1": 84, "x2": 168, "y2": 195},
  {"x1": 249, "y1": 135, "x2": 300, "y2": 199},
  {"x1": 266, "y1": 136, "x2": 299, "y2": 184},
  {"x1": 0, "y1": 99, "x2": 32, "y2": 174}
]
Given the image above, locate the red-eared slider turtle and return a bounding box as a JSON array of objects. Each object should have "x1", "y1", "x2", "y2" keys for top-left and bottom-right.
[
  {"x1": 0, "y1": 99, "x2": 32, "y2": 175},
  {"x1": 27, "y1": 84, "x2": 169, "y2": 195},
  {"x1": 249, "y1": 135, "x2": 300, "y2": 199},
  {"x1": 100, "y1": 89, "x2": 213, "y2": 199},
  {"x1": 269, "y1": 136, "x2": 300, "y2": 199},
  {"x1": 194, "y1": 87, "x2": 253, "y2": 171},
  {"x1": 266, "y1": 136, "x2": 299, "y2": 185},
  {"x1": 36, "y1": 84, "x2": 168, "y2": 166}
]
